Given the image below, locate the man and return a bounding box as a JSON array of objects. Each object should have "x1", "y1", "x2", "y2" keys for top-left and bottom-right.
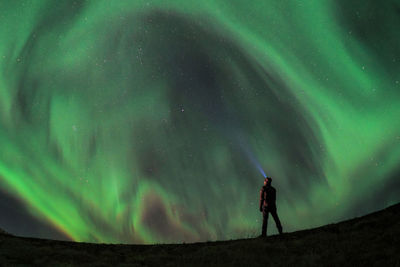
[{"x1": 259, "y1": 177, "x2": 283, "y2": 237}]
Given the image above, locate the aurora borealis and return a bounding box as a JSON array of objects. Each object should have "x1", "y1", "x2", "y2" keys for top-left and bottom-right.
[{"x1": 1, "y1": 0, "x2": 400, "y2": 244}]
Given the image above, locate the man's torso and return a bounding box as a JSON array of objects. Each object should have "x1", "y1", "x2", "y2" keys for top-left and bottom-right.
[{"x1": 261, "y1": 185, "x2": 276, "y2": 207}]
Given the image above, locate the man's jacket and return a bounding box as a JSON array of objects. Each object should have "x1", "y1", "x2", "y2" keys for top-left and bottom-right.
[{"x1": 259, "y1": 185, "x2": 277, "y2": 209}]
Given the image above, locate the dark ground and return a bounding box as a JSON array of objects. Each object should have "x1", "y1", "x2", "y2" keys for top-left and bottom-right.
[{"x1": 1, "y1": 203, "x2": 399, "y2": 266}]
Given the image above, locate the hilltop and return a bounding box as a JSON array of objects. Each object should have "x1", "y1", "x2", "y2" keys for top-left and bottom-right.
[
  {"x1": 0, "y1": 228, "x2": 9, "y2": 235},
  {"x1": 0, "y1": 203, "x2": 399, "y2": 266}
]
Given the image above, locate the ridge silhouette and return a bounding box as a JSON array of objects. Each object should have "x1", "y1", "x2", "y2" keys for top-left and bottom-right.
[{"x1": 0, "y1": 203, "x2": 399, "y2": 266}]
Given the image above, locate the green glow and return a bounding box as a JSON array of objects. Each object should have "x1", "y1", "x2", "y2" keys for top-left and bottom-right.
[{"x1": 0, "y1": 0, "x2": 399, "y2": 244}]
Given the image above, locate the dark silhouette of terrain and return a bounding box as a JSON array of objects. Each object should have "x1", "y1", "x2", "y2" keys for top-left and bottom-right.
[
  {"x1": 0, "y1": 228, "x2": 9, "y2": 235},
  {"x1": 1, "y1": 203, "x2": 399, "y2": 266}
]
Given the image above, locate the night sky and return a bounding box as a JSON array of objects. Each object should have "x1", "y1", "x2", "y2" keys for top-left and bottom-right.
[{"x1": 0, "y1": 0, "x2": 400, "y2": 244}]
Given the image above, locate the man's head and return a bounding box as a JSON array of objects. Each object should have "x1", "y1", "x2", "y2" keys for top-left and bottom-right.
[{"x1": 264, "y1": 177, "x2": 272, "y2": 186}]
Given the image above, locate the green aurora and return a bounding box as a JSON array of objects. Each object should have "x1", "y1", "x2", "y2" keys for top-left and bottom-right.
[{"x1": 0, "y1": 0, "x2": 399, "y2": 244}]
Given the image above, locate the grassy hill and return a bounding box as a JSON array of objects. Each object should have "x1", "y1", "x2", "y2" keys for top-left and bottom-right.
[{"x1": 1, "y1": 203, "x2": 399, "y2": 266}]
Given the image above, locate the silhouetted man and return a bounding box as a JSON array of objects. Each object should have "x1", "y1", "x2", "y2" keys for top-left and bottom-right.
[{"x1": 259, "y1": 177, "x2": 282, "y2": 237}]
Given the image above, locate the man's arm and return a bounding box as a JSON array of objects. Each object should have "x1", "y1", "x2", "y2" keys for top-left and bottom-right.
[{"x1": 259, "y1": 188, "x2": 264, "y2": 212}]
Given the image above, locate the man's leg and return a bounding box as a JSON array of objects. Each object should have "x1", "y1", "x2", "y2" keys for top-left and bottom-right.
[
  {"x1": 270, "y1": 207, "x2": 283, "y2": 234},
  {"x1": 261, "y1": 207, "x2": 269, "y2": 237}
]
